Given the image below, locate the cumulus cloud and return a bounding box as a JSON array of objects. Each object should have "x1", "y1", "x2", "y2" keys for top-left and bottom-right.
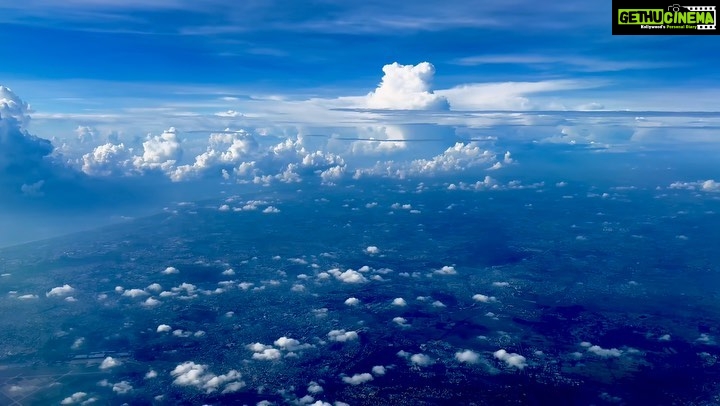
[
  {"x1": 81, "y1": 142, "x2": 133, "y2": 176},
  {"x1": 122, "y1": 288, "x2": 149, "y2": 298},
  {"x1": 171, "y1": 130, "x2": 257, "y2": 181},
  {"x1": 274, "y1": 336, "x2": 312, "y2": 351},
  {"x1": 99, "y1": 356, "x2": 121, "y2": 370},
  {"x1": 393, "y1": 316, "x2": 408, "y2": 326},
  {"x1": 493, "y1": 349, "x2": 527, "y2": 369},
  {"x1": 365, "y1": 246, "x2": 380, "y2": 254},
  {"x1": 366, "y1": 62, "x2": 449, "y2": 110},
  {"x1": 252, "y1": 348, "x2": 282, "y2": 361},
  {"x1": 327, "y1": 329, "x2": 359, "y2": 342},
  {"x1": 472, "y1": 294, "x2": 497, "y2": 303},
  {"x1": 162, "y1": 266, "x2": 179, "y2": 275},
  {"x1": 111, "y1": 381, "x2": 133, "y2": 394},
  {"x1": 392, "y1": 297, "x2": 407, "y2": 307},
  {"x1": 411, "y1": 143, "x2": 497, "y2": 175},
  {"x1": 170, "y1": 361, "x2": 245, "y2": 394},
  {"x1": 46, "y1": 284, "x2": 75, "y2": 297},
  {"x1": 132, "y1": 127, "x2": 183, "y2": 172},
  {"x1": 60, "y1": 392, "x2": 87, "y2": 405},
  {"x1": 344, "y1": 297, "x2": 361, "y2": 306},
  {"x1": 143, "y1": 297, "x2": 161, "y2": 307},
  {"x1": 455, "y1": 350, "x2": 481, "y2": 364},
  {"x1": 0, "y1": 86, "x2": 55, "y2": 192},
  {"x1": 328, "y1": 268, "x2": 367, "y2": 284},
  {"x1": 434, "y1": 266, "x2": 457, "y2": 275},
  {"x1": 669, "y1": 179, "x2": 720, "y2": 192},
  {"x1": 262, "y1": 206, "x2": 280, "y2": 213},
  {"x1": 147, "y1": 283, "x2": 163, "y2": 292},
  {"x1": 409, "y1": 353, "x2": 434, "y2": 367},
  {"x1": 308, "y1": 381, "x2": 324, "y2": 394},
  {"x1": 342, "y1": 373, "x2": 374, "y2": 385},
  {"x1": 371, "y1": 365, "x2": 386, "y2": 376},
  {"x1": 581, "y1": 342, "x2": 623, "y2": 358}
]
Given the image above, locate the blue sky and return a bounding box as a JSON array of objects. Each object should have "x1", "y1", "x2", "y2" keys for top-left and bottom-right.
[
  {"x1": 1, "y1": 0, "x2": 720, "y2": 245},
  {"x1": 1, "y1": 1, "x2": 718, "y2": 94}
]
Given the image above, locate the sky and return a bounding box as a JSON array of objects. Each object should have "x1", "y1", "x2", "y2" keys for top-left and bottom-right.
[{"x1": 1, "y1": 0, "x2": 719, "y2": 245}]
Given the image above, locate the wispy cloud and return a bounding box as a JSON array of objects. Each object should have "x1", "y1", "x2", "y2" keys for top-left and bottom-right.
[{"x1": 452, "y1": 54, "x2": 681, "y2": 72}]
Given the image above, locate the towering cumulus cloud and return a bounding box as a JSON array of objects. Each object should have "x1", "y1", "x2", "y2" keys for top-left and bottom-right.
[
  {"x1": 0, "y1": 86, "x2": 54, "y2": 186},
  {"x1": 133, "y1": 127, "x2": 183, "y2": 171},
  {"x1": 366, "y1": 62, "x2": 450, "y2": 110}
]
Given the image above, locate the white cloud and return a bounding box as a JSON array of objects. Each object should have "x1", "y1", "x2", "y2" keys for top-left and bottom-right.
[
  {"x1": 46, "y1": 284, "x2": 75, "y2": 297},
  {"x1": 170, "y1": 361, "x2": 244, "y2": 394},
  {"x1": 171, "y1": 130, "x2": 257, "y2": 181},
  {"x1": 392, "y1": 297, "x2": 407, "y2": 307},
  {"x1": 308, "y1": 381, "x2": 324, "y2": 394},
  {"x1": 344, "y1": 297, "x2": 361, "y2": 306},
  {"x1": 349, "y1": 125, "x2": 408, "y2": 155},
  {"x1": 365, "y1": 246, "x2": 380, "y2": 254},
  {"x1": 146, "y1": 283, "x2": 162, "y2": 292},
  {"x1": 669, "y1": 179, "x2": 720, "y2": 192},
  {"x1": 434, "y1": 265, "x2": 457, "y2": 275},
  {"x1": 274, "y1": 336, "x2": 312, "y2": 351},
  {"x1": 247, "y1": 342, "x2": 272, "y2": 352},
  {"x1": 435, "y1": 79, "x2": 596, "y2": 110},
  {"x1": 238, "y1": 282, "x2": 254, "y2": 290},
  {"x1": 162, "y1": 266, "x2": 179, "y2": 274},
  {"x1": 327, "y1": 329, "x2": 359, "y2": 342},
  {"x1": 329, "y1": 268, "x2": 367, "y2": 284},
  {"x1": 262, "y1": 206, "x2": 280, "y2": 213},
  {"x1": 365, "y1": 62, "x2": 449, "y2": 110},
  {"x1": 371, "y1": 365, "x2": 386, "y2": 376},
  {"x1": 0, "y1": 85, "x2": 30, "y2": 127},
  {"x1": 455, "y1": 350, "x2": 480, "y2": 364},
  {"x1": 252, "y1": 348, "x2": 282, "y2": 361},
  {"x1": 145, "y1": 369, "x2": 158, "y2": 379},
  {"x1": 412, "y1": 143, "x2": 497, "y2": 175},
  {"x1": 472, "y1": 294, "x2": 497, "y2": 303},
  {"x1": 99, "y1": 356, "x2": 121, "y2": 370},
  {"x1": 60, "y1": 392, "x2": 87, "y2": 405},
  {"x1": 215, "y1": 110, "x2": 242, "y2": 117},
  {"x1": 71, "y1": 338, "x2": 84, "y2": 349},
  {"x1": 112, "y1": 381, "x2": 133, "y2": 394},
  {"x1": 409, "y1": 353, "x2": 434, "y2": 367},
  {"x1": 493, "y1": 349, "x2": 527, "y2": 369},
  {"x1": 342, "y1": 373, "x2": 374, "y2": 385},
  {"x1": 585, "y1": 344, "x2": 623, "y2": 358},
  {"x1": 133, "y1": 127, "x2": 183, "y2": 172},
  {"x1": 143, "y1": 297, "x2": 161, "y2": 307},
  {"x1": 17, "y1": 294, "x2": 38, "y2": 300},
  {"x1": 393, "y1": 316, "x2": 408, "y2": 326},
  {"x1": 81, "y1": 142, "x2": 133, "y2": 176},
  {"x1": 122, "y1": 288, "x2": 149, "y2": 298}
]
